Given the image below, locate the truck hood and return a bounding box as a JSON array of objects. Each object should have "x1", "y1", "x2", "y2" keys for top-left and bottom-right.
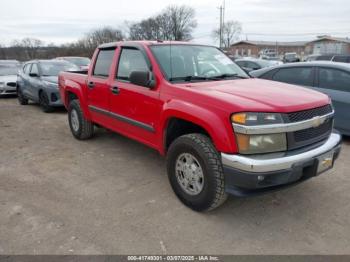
[
  {"x1": 41, "y1": 76, "x2": 58, "y2": 84},
  {"x1": 178, "y1": 79, "x2": 330, "y2": 113},
  {"x1": 0, "y1": 75, "x2": 17, "y2": 83}
]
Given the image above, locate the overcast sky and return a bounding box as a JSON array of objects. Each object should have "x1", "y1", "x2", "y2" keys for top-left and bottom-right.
[{"x1": 0, "y1": 0, "x2": 349, "y2": 46}]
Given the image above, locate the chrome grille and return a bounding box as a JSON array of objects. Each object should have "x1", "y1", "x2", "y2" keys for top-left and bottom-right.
[
  {"x1": 287, "y1": 104, "x2": 333, "y2": 123},
  {"x1": 286, "y1": 104, "x2": 333, "y2": 150}
]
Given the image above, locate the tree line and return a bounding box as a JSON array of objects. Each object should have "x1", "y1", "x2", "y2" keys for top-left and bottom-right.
[{"x1": 0, "y1": 5, "x2": 242, "y2": 61}]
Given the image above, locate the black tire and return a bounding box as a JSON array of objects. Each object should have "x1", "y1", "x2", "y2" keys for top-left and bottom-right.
[
  {"x1": 68, "y1": 99, "x2": 94, "y2": 140},
  {"x1": 39, "y1": 91, "x2": 54, "y2": 113},
  {"x1": 17, "y1": 87, "x2": 28, "y2": 105},
  {"x1": 167, "y1": 134, "x2": 228, "y2": 212}
]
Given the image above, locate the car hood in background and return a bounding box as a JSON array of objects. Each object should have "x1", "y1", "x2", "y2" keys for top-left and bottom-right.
[
  {"x1": 41, "y1": 76, "x2": 58, "y2": 84},
  {"x1": 0, "y1": 75, "x2": 17, "y2": 83}
]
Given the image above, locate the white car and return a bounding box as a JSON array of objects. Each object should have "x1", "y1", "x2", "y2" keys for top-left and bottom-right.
[{"x1": 0, "y1": 63, "x2": 19, "y2": 96}]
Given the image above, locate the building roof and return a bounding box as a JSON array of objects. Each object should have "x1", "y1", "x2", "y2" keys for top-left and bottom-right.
[
  {"x1": 307, "y1": 36, "x2": 350, "y2": 44},
  {"x1": 230, "y1": 40, "x2": 307, "y2": 47}
]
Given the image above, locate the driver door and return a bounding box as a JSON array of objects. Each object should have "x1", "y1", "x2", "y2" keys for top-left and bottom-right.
[{"x1": 109, "y1": 46, "x2": 161, "y2": 148}]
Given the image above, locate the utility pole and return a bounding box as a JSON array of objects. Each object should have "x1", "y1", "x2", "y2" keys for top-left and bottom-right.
[
  {"x1": 219, "y1": 5, "x2": 223, "y2": 49},
  {"x1": 218, "y1": 1, "x2": 225, "y2": 49}
]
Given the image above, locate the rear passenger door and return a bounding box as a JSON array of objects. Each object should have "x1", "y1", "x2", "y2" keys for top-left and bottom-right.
[
  {"x1": 271, "y1": 67, "x2": 315, "y2": 87},
  {"x1": 21, "y1": 64, "x2": 32, "y2": 98},
  {"x1": 315, "y1": 67, "x2": 350, "y2": 133},
  {"x1": 87, "y1": 48, "x2": 116, "y2": 126},
  {"x1": 28, "y1": 63, "x2": 41, "y2": 101}
]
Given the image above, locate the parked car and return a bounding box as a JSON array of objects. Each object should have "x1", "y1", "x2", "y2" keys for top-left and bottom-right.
[
  {"x1": 59, "y1": 41, "x2": 341, "y2": 212},
  {"x1": 55, "y1": 57, "x2": 91, "y2": 70},
  {"x1": 307, "y1": 54, "x2": 350, "y2": 64},
  {"x1": 332, "y1": 55, "x2": 350, "y2": 63},
  {"x1": 250, "y1": 61, "x2": 350, "y2": 135},
  {"x1": 262, "y1": 56, "x2": 284, "y2": 66},
  {"x1": 0, "y1": 63, "x2": 20, "y2": 96},
  {"x1": 235, "y1": 58, "x2": 276, "y2": 73},
  {"x1": 283, "y1": 52, "x2": 300, "y2": 63},
  {"x1": 17, "y1": 60, "x2": 79, "y2": 112}
]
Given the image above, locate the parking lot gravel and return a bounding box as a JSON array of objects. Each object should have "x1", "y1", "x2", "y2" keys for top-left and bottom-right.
[{"x1": 0, "y1": 97, "x2": 350, "y2": 255}]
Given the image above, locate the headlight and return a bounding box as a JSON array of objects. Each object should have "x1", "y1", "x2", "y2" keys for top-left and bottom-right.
[
  {"x1": 231, "y1": 112, "x2": 284, "y2": 125},
  {"x1": 235, "y1": 133, "x2": 287, "y2": 154},
  {"x1": 232, "y1": 112, "x2": 287, "y2": 154},
  {"x1": 43, "y1": 81, "x2": 58, "y2": 88}
]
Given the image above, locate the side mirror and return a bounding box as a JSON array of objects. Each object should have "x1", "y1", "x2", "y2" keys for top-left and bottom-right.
[
  {"x1": 29, "y1": 73, "x2": 39, "y2": 78},
  {"x1": 129, "y1": 71, "x2": 155, "y2": 88}
]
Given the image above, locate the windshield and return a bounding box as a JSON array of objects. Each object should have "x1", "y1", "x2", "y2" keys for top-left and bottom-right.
[
  {"x1": 151, "y1": 45, "x2": 248, "y2": 82},
  {"x1": 0, "y1": 65, "x2": 18, "y2": 76},
  {"x1": 62, "y1": 57, "x2": 90, "y2": 66},
  {"x1": 40, "y1": 61, "x2": 79, "y2": 76}
]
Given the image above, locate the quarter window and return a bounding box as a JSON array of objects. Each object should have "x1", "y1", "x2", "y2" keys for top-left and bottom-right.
[
  {"x1": 24, "y1": 64, "x2": 32, "y2": 75},
  {"x1": 117, "y1": 48, "x2": 149, "y2": 81},
  {"x1": 93, "y1": 49, "x2": 115, "y2": 77},
  {"x1": 319, "y1": 68, "x2": 350, "y2": 92},
  {"x1": 273, "y1": 67, "x2": 313, "y2": 86}
]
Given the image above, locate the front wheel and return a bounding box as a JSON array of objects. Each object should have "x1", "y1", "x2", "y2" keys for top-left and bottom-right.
[
  {"x1": 167, "y1": 134, "x2": 228, "y2": 212},
  {"x1": 39, "y1": 91, "x2": 54, "y2": 113},
  {"x1": 68, "y1": 99, "x2": 94, "y2": 140},
  {"x1": 17, "y1": 87, "x2": 28, "y2": 105}
]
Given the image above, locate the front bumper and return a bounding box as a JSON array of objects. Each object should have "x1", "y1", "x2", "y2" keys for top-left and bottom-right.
[
  {"x1": 46, "y1": 87, "x2": 63, "y2": 107},
  {"x1": 0, "y1": 84, "x2": 17, "y2": 95},
  {"x1": 222, "y1": 132, "x2": 342, "y2": 196}
]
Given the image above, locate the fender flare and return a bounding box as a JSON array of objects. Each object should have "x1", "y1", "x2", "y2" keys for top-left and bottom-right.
[
  {"x1": 63, "y1": 80, "x2": 92, "y2": 120},
  {"x1": 159, "y1": 100, "x2": 236, "y2": 154}
]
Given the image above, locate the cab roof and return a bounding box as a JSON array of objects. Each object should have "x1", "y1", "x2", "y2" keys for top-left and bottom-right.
[{"x1": 98, "y1": 40, "x2": 212, "y2": 49}]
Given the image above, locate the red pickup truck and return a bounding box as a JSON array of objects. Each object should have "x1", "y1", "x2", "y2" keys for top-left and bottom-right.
[{"x1": 59, "y1": 41, "x2": 341, "y2": 211}]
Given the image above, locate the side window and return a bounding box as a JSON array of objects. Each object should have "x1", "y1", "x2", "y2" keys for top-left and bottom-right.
[
  {"x1": 246, "y1": 61, "x2": 260, "y2": 70},
  {"x1": 273, "y1": 67, "x2": 313, "y2": 86},
  {"x1": 117, "y1": 48, "x2": 149, "y2": 81},
  {"x1": 24, "y1": 64, "x2": 32, "y2": 75},
  {"x1": 319, "y1": 68, "x2": 350, "y2": 92},
  {"x1": 235, "y1": 61, "x2": 245, "y2": 68},
  {"x1": 333, "y1": 56, "x2": 347, "y2": 63},
  {"x1": 93, "y1": 49, "x2": 115, "y2": 77},
  {"x1": 30, "y1": 64, "x2": 39, "y2": 75}
]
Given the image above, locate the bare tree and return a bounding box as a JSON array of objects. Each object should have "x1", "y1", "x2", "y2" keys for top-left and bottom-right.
[
  {"x1": 12, "y1": 38, "x2": 44, "y2": 59},
  {"x1": 127, "y1": 5, "x2": 197, "y2": 41},
  {"x1": 212, "y1": 20, "x2": 242, "y2": 49},
  {"x1": 82, "y1": 27, "x2": 124, "y2": 54},
  {"x1": 166, "y1": 5, "x2": 197, "y2": 41}
]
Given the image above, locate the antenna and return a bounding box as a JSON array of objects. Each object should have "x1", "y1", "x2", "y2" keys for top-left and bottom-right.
[{"x1": 169, "y1": 39, "x2": 173, "y2": 80}]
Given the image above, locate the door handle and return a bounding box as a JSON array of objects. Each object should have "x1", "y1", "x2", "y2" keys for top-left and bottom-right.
[
  {"x1": 110, "y1": 86, "x2": 120, "y2": 95},
  {"x1": 87, "y1": 81, "x2": 95, "y2": 88}
]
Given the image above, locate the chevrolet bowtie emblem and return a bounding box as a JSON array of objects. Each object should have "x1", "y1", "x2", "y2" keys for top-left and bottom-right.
[{"x1": 312, "y1": 116, "x2": 323, "y2": 128}]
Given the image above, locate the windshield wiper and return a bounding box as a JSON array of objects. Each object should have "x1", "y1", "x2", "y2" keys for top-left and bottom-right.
[
  {"x1": 208, "y1": 73, "x2": 249, "y2": 80},
  {"x1": 169, "y1": 76, "x2": 210, "y2": 82}
]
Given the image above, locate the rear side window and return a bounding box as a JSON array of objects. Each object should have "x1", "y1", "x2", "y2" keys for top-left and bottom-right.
[
  {"x1": 319, "y1": 68, "x2": 350, "y2": 92},
  {"x1": 93, "y1": 49, "x2": 115, "y2": 77},
  {"x1": 235, "y1": 61, "x2": 245, "y2": 67},
  {"x1": 273, "y1": 67, "x2": 313, "y2": 86},
  {"x1": 316, "y1": 55, "x2": 333, "y2": 61},
  {"x1": 246, "y1": 61, "x2": 260, "y2": 70},
  {"x1": 333, "y1": 56, "x2": 348, "y2": 63},
  {"x1": 117, "y1": 48, "x2": 149, "y2": 81}
]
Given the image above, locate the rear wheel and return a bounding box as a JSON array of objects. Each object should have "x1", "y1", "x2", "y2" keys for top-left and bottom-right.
[
  {"x1": 167, "y1": 134, "x2": 228, "y2": 212},
  {"x1": 17, "y1": 87, "x2": 28, "y2": 105},
  {"x1": 68, "y1": 99, "x2": 94, "y2": 140},
  {"x1": 39, "y1": 91, "x2": 54, "y2": 113}
]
